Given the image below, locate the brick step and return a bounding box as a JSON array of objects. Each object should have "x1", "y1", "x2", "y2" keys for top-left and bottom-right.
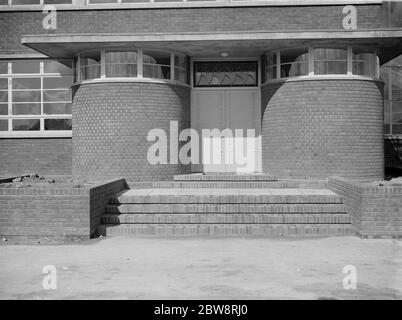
[
  {"x1": 106, "y1": 203, "x2": 347, "y2": 214},
  {"x1": 97, "y1": 223, "x2": 356, "y2": 237},
  {"x1": 112, "y1": 189, "x2": 342, "y2": 204},
  {"x1": 101, "y1": 213, "x2": 352, "y2": 224},
  {"x1": 128, "y1": 180, "x2": 326, "y2": 189},
  {"x1": 173, "y1": 173, "x2": 278, "y2": 181}
]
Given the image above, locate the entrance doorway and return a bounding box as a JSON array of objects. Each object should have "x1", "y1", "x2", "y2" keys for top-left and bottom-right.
[
  {"x1": 191, "y1": 88, "x2": 261, "y2": 173},
  {"x1": 191, "y1": 60, "x2": 261, "y2": 173}
]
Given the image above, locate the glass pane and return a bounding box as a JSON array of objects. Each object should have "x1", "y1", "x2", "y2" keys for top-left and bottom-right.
[
  {"x1": 143, "y1": 64, "x2": 170, "y2": 80},
  {"x1": 89, "y1": 0, "x2": 118, "y2": 3},
  {"x1": 12, "y1": 90, "x2": 41, "y2": 102},
  {"x1": 175, "y1": 55, "x2": 186, "y2": 69},
  {"x1": 44, "y1": 60, "x2": 73, "y2": 74},
  {"x1": 392, "y1": 112, "x2": 402, "y2": 124},
  {"x1": 12, "y1": 60, "x2": 40, "y2": 74},
  {"x1": 281, "y1": 61, "x2": 308, "y2": 77},
  {"x1": 266, "y1": 66, "x2": 277, "y2": 81},
  {"x1": 143, "y1": 51, "x2": 171, "y2": 66},
  {"x1": 392, "y1": 124, "x2": 402, "y2": 134},
  {"x1": 43, "y1": 102, "x2": 72, "y2": 115},
  {"x1": 80, "y1": 51, "x2": 101, "y2": 80},
  {"x1": 45, "y1": 118, "x2": 72, "y2": 130},
  {"x1": 43, "y1": 90, "x2": 71, "y2": 102},
  {"x1": 12, "y1": 78, "x2": 41, "y2": 89},
  {"x1": 0, "y1": 104, "x2": 7, "y2": 115},
  {"x1": 13, "y1": 119, "x2": 40, "y2": 131},
  {"x1": 392, "y1": 102, "x2": 402, "y2": 113},
  {"x1": 281, "y1": 48, "x2": 309, "y2": 64},
  {"x1": 0, "y1": 91, "x2": 8, "y2": 102},
  {"x1": 122, "y1": 0, "x2": 149, "y2": 2},
  {"x1": 105, "y1": 49, "x2": 138, "y2": 78},
  {"x1": 43, "y1": 77, "x2": 73, "y2": 89},
  {"x1": 393, "y1": 90, "x2": 402, "y2": 102},
  {"x1": 174, "y1": 68, "x2": 186, "y2": 83},
  {"x1": 12, "y1": 103, "x2": 41, "y2": 115},
  {"x1": 314, "y1": 61, "x2": 347, "y2": 75},
  {"x1": 353, "y1": 52, "x2": 377, "y2": 76},
  {"x1": 0, "y1": 0, "x2": 8, "y2": 5},
  {"x1": 0, "y1": 78, "x2": 7, "y2": 90},
  {"x1": 44, "y1": 0, "x2": 72, "y2": 4},
  {"x1": 384, "y1": 101, "x2": 390, "y2": 125},
  {"x1": 0, "y1": 62, "x2": 7, "y2": 74},
  {"x1": 12, "y1": 0, "x2": 41, "y2": 4},
  {"x1": 0, "y1": 120, "x2": 7, "y2": 131},
  {"x1": 314, "y1": 48, "x2": 347, "y2": 75},
  {"x1": 194, "y1": 61, "x2": 258, "y2": 87},
  {"x1": 80, "y1": 65, "x2": 101, "y2": 80},
  {"x1": 266, "y1": 53, "x2": 276, "y2": 66}
]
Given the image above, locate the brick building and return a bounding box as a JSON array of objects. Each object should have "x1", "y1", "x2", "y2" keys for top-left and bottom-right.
[{"x1": 0, "y1": 0, "x2": 402, "y2": 181}]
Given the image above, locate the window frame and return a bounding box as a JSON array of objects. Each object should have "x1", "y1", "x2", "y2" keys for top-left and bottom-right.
[
  {"x1": 0, "y1": 59, "x2": 73, "y2": 138},
  {"x1": 76, "y1": 48, "x2": 188, "y2": 85},
  {"x1": 264, "y1": 46, "x2": 380, "y2": 83}
]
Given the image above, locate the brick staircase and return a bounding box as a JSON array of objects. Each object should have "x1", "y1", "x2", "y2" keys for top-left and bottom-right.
[{"x1": 97, "y1": 173, "x2": 356, "y2": 237}]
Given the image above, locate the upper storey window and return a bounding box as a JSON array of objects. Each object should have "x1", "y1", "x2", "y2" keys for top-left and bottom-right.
[
  {"x1": 0, "y1": 0, "x2": 72, "y2": 5},
  {"x1": 265, "y1": 46, "x2": 379, "y2": 82}
]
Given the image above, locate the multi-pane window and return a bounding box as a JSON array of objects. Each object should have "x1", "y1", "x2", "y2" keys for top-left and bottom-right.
[
  {"x1": 0, "y1": 0, "x2": 72, "y2": 5},
  {"x1": 265, "y1": 47, "x2": 379, "y2": 81},
  {"x1": 194, "y1": 61, "x2": 258, "y2": 87},
  {"x1": 382, "y1": 55, "x2": 402, "y2": 135},
  {"x1": 76, "y1": 48, "x2": 188, "y2": 84},
  {"x1": 0, "y1": 59, "x2": 73, "y2": 136}
]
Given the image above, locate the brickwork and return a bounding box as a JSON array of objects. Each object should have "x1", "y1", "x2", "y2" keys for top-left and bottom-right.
[
  {"x1": 0, "y1": 5, "x2": 382, "y2": 55},
  {"x1": 0, "y1": 178, "x2": 126, "y2": 243},
  {"x1": 328, "y1": 176, "x2": 402, "y2": 238},
  {"x1": 72, "y1": 81, "x2": 191, "y2": 181},
  {"x1": 0, "y1": 138, "x2": 72, "y2": 176},
  {"x1": 261, "y1": 79, "x2": 384, "y2": 179}
]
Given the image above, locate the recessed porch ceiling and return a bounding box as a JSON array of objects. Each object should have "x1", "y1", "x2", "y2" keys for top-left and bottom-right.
[{"x1": 21, "y1": 30, "x2": 402, "y2": 62}]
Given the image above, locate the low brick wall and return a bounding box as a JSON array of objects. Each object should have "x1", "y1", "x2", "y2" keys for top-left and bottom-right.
[
  {"x1": 0, "y1": 178, "x2": 127, "y2": 243},
  {"x1": 328, "y1": 176, "x2": 402, "y2": 238}
]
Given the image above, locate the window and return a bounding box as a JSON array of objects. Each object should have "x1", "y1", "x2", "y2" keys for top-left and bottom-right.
[
  {"x1": 264, "y1": 46, "x2": 379, "y2": 81},
  {"x1": 382, "y1": 55, "x2": 402, "y2": 135},
  {"x1": 175, "y1": 55, "x2": 187, "y2": 83},
  {"x1": 0, "y1": 59, "x2": 73, "y2": 136},
  {"x1": 0, "y1": 0, "x2": 72, "y2": 4},
  {"x1": 314, "y1": 48, "x2": 348, "y2": 75},
  {"x1": 76, "y1": 48, "x2": 188, "y2": 84},
  {"x1": 143, "y1": 50, "x2": 171, "y2": 80},
  {"x1": 194, "y1": 61, "x2": 258, "y2": 87},
  {"x1": 353, "y1": 50, "x2": 378, "y2": 77},
  {"x1": 105, "y1": 49, "x2": 138, "y2": 78},
  {"x1": 79, "y1": 51, "x2": 101, "y2": 81},
  {"x1": 265, "y1": 52, "x2": 277, "y2": 81}
]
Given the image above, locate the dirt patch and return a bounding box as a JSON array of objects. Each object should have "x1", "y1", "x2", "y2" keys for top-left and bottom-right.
[{"x1": 0, "y1": 174, "x2": 98, "y2": 188}]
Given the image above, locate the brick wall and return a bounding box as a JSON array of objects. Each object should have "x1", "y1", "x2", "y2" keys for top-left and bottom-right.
[
  {"x1": 261, "y1": 79, "x2": 384, "y2": 179},
  {"x1": 0, "y1": 5, "x2": 382, "y2": 55},
  {"x1": 0, "y1": 178, "x2": 126, "y2": 243},
  {"x1": 72, "y1": 81, "x2": 191, "y2": 181},
  {"x1": 328, "y1": 176, "x2": 402, "y2": 238},
  {"x1": 0, "y1": 138, "x2": 72, "y2": 177}
]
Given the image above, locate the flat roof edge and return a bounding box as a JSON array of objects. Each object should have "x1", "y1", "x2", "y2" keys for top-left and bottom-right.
[{"x1": 21, "y1": 29, "x2": 402, "y2": 44}]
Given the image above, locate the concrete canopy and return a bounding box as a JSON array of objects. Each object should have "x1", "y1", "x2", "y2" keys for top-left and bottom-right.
[{"x1": 22, "y1": 30, "x2": 402, "y2": 63}]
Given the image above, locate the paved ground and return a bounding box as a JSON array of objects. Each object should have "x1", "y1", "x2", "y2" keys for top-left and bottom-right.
[{"x1": 0, "y1": 236, "x2": 401, "y2": 300}]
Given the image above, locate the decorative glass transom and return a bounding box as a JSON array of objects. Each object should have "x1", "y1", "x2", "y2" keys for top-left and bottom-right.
[{"x1": 194, "y1": 61, "x2": 258, "y2": 87}]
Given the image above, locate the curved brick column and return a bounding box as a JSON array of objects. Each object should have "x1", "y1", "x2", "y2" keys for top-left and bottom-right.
[
  {"x1": 261, "y1": 79, "x2": 384, "y2": 179},
  {"x1": 72, "y1": 81, "x2": 190, "y2": 181}
]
